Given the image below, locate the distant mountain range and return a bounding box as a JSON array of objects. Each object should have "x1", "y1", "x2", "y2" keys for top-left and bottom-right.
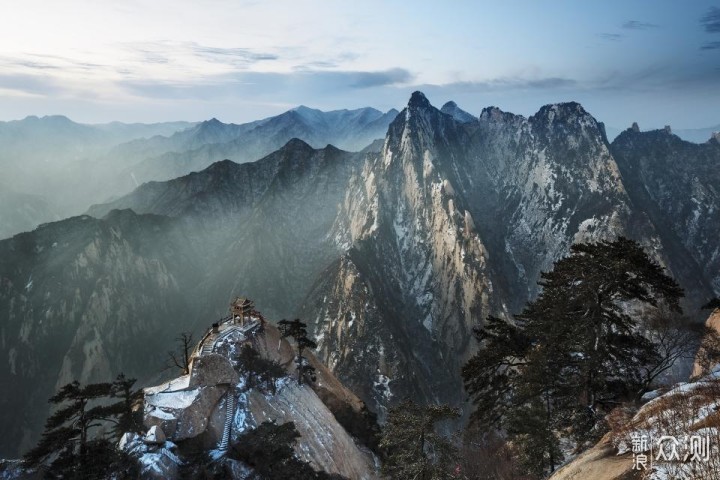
[
  {"x1": 0, "y1": 93, "x2": 717, "y2": 458},
  {"x1": 0, "y1": 106, "x2": 398, "y2": 241}
]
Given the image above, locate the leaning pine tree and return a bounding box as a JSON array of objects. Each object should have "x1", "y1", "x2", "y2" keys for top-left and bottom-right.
[
  {"x1": 278, "y1": 318, "x2": 318, "y2": 385},
  {"x1": 462, "y1": 237, "x2": 684, "y2": 476},
  {"x1": 24, "y1": 380, "x2": 138, "y2": 479}
]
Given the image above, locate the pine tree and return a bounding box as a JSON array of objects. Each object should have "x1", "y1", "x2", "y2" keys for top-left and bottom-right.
[
  {"x1": 278, "y1": 319, "x2": 318, "y2": 385},
  {"x1": 380, "y1": 400, "x2": 460, "y2": 480},
  {"x1": 238, "y1": 344, "x2": 286, "y2": 394},
  {"x1": 23, "y1": 380, "x2": 126, "y2": 478},
  {"x1": 462, "y1": 237, "x2": 685, "y2": 475},
  {"x1": 105, "y1": 373, "x2": 143, "y2": 438}
]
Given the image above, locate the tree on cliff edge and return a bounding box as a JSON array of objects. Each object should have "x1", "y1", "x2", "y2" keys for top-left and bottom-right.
[
  {"x1": 24, "y1": 380, "x2": 138, "y2": 479},
  {"x1": 463, "y1": 237, "x2": 684, "y2": 475},
  {"x1": 278, "y1": 319, "x2": 318, "y2": 385}
]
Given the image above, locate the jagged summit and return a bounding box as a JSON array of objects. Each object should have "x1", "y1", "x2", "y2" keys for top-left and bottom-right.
[
  {"x1": 479, "y1": 105, "x2": 523, "y2": 123},
  {"x1": 533, "y1": 101, "x2": 589, "y2": 121},
  {"x1": 407, "y1": 90, "x2": 431, "y2": 109}
]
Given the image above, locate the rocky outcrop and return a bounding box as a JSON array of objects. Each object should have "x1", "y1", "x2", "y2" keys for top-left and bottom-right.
[
  {"x1": 246, "y1": 384, "x2": 377, "y2": 479},
  {"x1": 552, "y1": 370, "x2": 720, "y2": 479},
  {"x1": 189, "y1": 354, "x2": 239, "y2": 388},
  {"x1": 134, "y1": 319, "x2": 379, "y2": 479},
  {"x1": 692, "y1": 308, "x2": 720, "y2": 378},
  {"x1": 145, "y1": 385, "x2": 227, "y2": 442},
  {"x1": 548, "y1": 434, "x2": 637, "y2": 480}
]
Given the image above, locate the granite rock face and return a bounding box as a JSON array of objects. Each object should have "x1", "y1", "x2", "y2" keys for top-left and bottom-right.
[{"x1": 189, "y1": 353, "x2": 239, "y2": 388}]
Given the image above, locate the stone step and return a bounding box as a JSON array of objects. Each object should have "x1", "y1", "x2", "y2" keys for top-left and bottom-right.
[{"x1": 218, "y1": 393, "x2": 235, "y2": 451}]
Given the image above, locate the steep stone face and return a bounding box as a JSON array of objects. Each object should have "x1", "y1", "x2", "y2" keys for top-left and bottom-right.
[
  {"x1": 304, "y1": 92, "x2": 502, "y2": 414},
  {"x1": 466, "y1": 102, "x2": 647, "y2": 302},
  {"x1": 300, "y1": 254, "x2": 413, "y2": 415},
  {"x1": 612, "y1": 129, "x2": 720, "y2": 297}
]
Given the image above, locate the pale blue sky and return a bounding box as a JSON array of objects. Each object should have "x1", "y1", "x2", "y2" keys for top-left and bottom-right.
[{"x1": 0, "y1": 1, "x2": 718, "y2": 129}]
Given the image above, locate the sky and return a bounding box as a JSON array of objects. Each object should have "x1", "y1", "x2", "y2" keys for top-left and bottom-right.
[{"x1": 0, "y1": 1, "x2": 719, "y2": 129}]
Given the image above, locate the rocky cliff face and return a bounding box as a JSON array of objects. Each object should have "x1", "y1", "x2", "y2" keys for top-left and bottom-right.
[
  {"x1": 612, "y1": 128, "x2": 720, "y2": 297},
  {"x1": 302, "y1": 92, "x2": 500, "y2": 413}
]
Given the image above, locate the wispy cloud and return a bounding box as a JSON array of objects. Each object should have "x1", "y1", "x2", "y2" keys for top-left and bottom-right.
[
  {"x1": 590, "y1": 62, "x2": 720, "y2": 93},
  {"x1": 191, "y1": 45, "x2": 278, "y2": 62},
  {"x1": 622, "y1": 20, "x2": 659, "y2": 30},
  {"x1": 419, "y1": 76, "x2": 577, "y2": 94},
  {"x1": 701, "y1": 7, "x2": 720, "y2": 33},
  {"x1": 701, "y1": 41, "x2": 720, "y2": 50},
  {"x1": 124, "y1": 41, "x2": 280, "y2": 72},
  {"x1": 118, "y1": 67, "x2": 414, "y2": 101},
  {"x1": 598, "y1": 33, "x2": 623, "y2": 41},
  {"x1": 0, "y1": 73, "x2": 64, "y2": 97},
  {"x1": 344, "y1": 68, "x2": 414, "y2": 88}
]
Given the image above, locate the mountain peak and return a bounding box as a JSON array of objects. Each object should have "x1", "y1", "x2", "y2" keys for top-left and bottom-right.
[
  {"x1": 408, "y1": 91, "x2": 431, "y2": 109},
  {"x1": 478, "y1": 106, "x2": 523, "y2": 124},
  {"x1": 22, "y1": 114, "x2": 74, "y2": 125},
  {"x1": 531, "y1": 102, "x2": 598, "y2": 129},
  {"x1": 535, "y1": 101, "x2": 587, "y2": 118},
  {"x1": 441, "y1": 101, "x2": 476, "y2": 123},
  {"x1": 282, "y1": 137, "x2": 314, "y2": 151}
]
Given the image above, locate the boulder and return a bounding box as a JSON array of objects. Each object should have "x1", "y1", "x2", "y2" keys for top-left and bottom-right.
[
  {"x1": 173, "y1": 386, "x2": 226, "y2": 441},
  {"x1": 189, "y1": 353, "x2": 239, "y2": 388},
  {"x1": 144, "y1": 385, "x2": 227, "y2": 441}
]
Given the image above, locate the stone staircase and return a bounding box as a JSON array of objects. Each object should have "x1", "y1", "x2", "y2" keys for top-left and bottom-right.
[
  {"x1": 200, "y1": 333, "x2": 217, "y2": 355},
  {"x1": 218, "y1": 392, "x2": 235, "y2": 451}
]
